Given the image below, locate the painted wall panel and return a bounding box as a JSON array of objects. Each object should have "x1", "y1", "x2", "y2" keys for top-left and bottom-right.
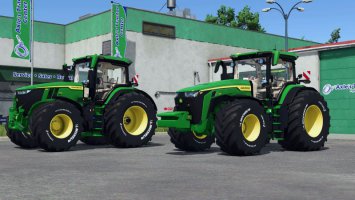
[
  {"x1": 320, "y1": 47, "x2": 355, "y2": 134},
  {"x1": 0, "y1": 16, "x2": 65, "y2": 44},
  {"x1": 0, "y1": 38, "x2": 65, "y2": 69},
  {"x1": 63, "y1": 8, "x2": 316, "y2": 49},
  {"x1": 295, "y1": 51, "x2": 320, "y2": 91}
]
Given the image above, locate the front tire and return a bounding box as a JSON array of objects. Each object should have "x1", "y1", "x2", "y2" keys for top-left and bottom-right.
[
  {"x1": 104, "y1": 92, "x2": 157, "y2": 148},
  {"x1": 5, "y1": 120, "x2": 38, "y2": 149},
  {"x1": 168, "y1": 128, "x2": 214, "y2": 151},
  {"x1": 30, "y1": 101, "x2": 83, "y2": 152},
  {"x1": 280, "y1": 90, "x2": 330, "y2": 151},
  {"x1": 215, "y1": 100, "x2": 269, "y2": 156}
]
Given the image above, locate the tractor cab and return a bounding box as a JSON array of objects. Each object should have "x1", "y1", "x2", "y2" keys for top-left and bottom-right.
[
  {"x1": 216, "y1": 51, "x2": 305, "y2": 101},
  {"x1": 64, "y1": 55, "x2": 133, "y2": 102}
]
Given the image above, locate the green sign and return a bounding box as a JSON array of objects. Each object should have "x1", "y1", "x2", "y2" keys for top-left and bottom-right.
[
  {"x1": 112, "y1": 3, "x2": 127, "y2": 58},
  {"x1": 11, "y1": 0, "x2": 32, "y2": 60}
]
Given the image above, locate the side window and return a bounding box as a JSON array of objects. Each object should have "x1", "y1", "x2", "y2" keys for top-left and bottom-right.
[
  {"x1": 74, "y1": 62, "x2": 90, "y2": 83},
  {"x1": 271, "y1": 59, "x2": 294, "y2": 89},
  {"x1": 270, "y1": 59, "x2": 294, "y2": 98}
]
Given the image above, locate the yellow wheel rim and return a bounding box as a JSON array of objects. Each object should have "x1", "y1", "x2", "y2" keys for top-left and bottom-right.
[
  {"x1": 192, "y1": 131, "x2": 208, "y2": 140},
  {"x1": 304, "y1": 105, "x2": 323, "y2": 138},
  {"x1": 242, "y1": 114, "x2": 261, "y2": 142},
  {"x1": 123, "y1": 106, "x2": 148, "y2": 136},
  {"x1": 50, "y1": 114, "x2": 73, "y2": 139}
]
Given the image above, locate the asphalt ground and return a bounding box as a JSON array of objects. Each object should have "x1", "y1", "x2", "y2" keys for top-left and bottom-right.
[{"x1": 0, "y1": 134, "x2": 354, "y2": 200}]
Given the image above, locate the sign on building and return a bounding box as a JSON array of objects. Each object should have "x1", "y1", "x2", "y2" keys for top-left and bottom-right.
[
  {"x1": 111, "y1": 3, "x2": 127, "y2": 58},
  {"x1": 11, "y1": 0, "x2": 32, "y2": 60}
]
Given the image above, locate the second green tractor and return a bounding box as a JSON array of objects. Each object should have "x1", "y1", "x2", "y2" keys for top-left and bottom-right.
[{"x1": 158, "y1": 51, "x2": 330, "y2": 156}]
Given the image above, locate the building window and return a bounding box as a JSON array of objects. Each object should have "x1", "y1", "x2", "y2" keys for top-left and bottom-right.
[
  {"x1": 102, "y1": 40, "x2": 111, "y2": 56},
  {"x1": 142, "y1": 22, "x2": 176, "y2": 39}
]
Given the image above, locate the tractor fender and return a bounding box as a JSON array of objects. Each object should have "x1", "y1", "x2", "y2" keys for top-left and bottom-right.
[
  {"x1": 209, "y1": 95, "x2": 263, "y2": 114},
  {"x1": 132, "y1": 89, "x2": 158, "y2": 111},
  {"x1": 105, "y1": 88, "x2": 157, "y2": 110},
  {"x1": 54, "y1": 97, "x2": 84, "y2": 112},
  {"x1": 278, "y1": 86, "x2": 318, "y2": 107},
  {"x1": 278, "y1": 86, "x2": 319, "y2": 132},
  {"x1": 28, "y1": 97, "x2": 84, "y2": 118}
]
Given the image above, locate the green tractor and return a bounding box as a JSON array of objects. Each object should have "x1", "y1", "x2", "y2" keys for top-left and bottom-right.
[
  {"x1": 6, "y1": 55, "x2": 157, "y2": 152},
  {"x1": 158, "y1": 51, "x2": 330, "y2": 156}
]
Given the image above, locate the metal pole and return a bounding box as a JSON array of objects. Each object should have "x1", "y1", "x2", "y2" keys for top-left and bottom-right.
[
  {"x1": 111, "y1": 2, "x2": 113, "y2": 56},
  {"x1": 285, "y1": 16, "x2": 288, "y2": 51},
  {"x1": 30, "y1": 0, "x2": 34, "y2": 85}
]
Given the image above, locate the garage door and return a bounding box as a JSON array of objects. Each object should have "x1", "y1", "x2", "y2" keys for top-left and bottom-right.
[{"x1": 320, "y1": 47, "x2": 355, "y2": 134}]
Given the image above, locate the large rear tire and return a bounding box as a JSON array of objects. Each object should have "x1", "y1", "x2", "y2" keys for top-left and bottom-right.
[
  {"x1": 168, "y1": 128, "x2": 214, "y2": 151},
  {"x1": 280, "y1": 90, "x2": 330, "y2": 151},
  {"x1": 215, "y1": 99, "x2": 269, "y2": 156},
  {"x1": 5, "y1": 119, "x2": 38, "y2": 149},
  {"x1": 104, "y1": 92, "x2": 157, "y2": 148},
  {"x1": 30, "y1": 101, "x2": 83, "y2": 152}
]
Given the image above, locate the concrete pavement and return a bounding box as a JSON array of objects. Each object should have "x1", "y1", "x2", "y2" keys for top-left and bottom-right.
[{"x1": 0, "y1": 134, "x2": 354, "y2": 200}]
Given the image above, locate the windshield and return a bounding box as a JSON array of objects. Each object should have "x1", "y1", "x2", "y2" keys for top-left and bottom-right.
[
  {"x1": 73, "y1": 61, "x2": 127, "y2": 87},
  {"x1": 235, "y1": 57, "x2": 294, "y2": 98},
  {"x1": 97, "y1": 62, "x2": 127, "y2": 90}
]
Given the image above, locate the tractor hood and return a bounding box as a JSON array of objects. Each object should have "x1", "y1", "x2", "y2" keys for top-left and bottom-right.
[
  {"x1": 177, "y1": 79, "x2": 251, "y2": 93},
  {"x1": 16, "y1": 82, "x2": 84, "y2": 91}
]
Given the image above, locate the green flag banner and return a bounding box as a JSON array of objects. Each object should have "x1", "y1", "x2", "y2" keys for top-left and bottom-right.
[
  {"x1": 112, "y1": 3, "x2": 127, "y2": 58},
  {"x1": 11, "y1": 0, "x2": 32, "y2": 60}
]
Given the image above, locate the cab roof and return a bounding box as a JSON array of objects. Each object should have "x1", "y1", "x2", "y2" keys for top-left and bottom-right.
[
  {"x1": 230, "y1": 51, "x2": 299, "y2": 66},
  {"x1": 72, "y1": 55, "x2": 132, "y2": 68}
]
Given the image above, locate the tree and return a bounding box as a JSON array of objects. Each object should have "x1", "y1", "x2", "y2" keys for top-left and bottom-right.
[
  {"x1": 236, "y1": 6, "x2": 265, "y2": 33},
  {"x1": 327, "y1": 28, "x2": 341, "y2": 43},
  {"x1": 205, "y1": 5, "x2": 265, "y2": 32},
  {"x1": 205, "y1": 5, "x2": 237, "y2": 27}
]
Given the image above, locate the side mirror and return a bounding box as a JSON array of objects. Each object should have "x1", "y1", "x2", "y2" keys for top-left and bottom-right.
[
  {"x1": 62, "y1": 64, "x2": 70, "y2": 82},
  {"x1": 297, "y1": 74, "x2": 311, "y2": 84},
  {"x1": 214, "y1": 61, "x2": 222, "y2": 73},
  {"x1": 299, "y1": 79, "x2": 311, "y2": 84}
]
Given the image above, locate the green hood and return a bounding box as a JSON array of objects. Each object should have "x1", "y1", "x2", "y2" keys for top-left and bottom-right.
[
  {"x1": 17, "y1": 82, "x2": 83, "y2": 91},
  {"x1": 178, "y1": 79, "x2": 251, "y2": 92}
]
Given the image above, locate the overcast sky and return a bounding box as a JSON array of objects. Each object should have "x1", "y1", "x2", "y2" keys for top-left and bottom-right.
[{"x1": 1, "y1": 0, "x2": 354, "y2": 43}]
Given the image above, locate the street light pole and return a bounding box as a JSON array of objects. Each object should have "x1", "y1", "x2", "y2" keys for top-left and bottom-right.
[
  {"x1": 263, "y1": 0, "x2": 312, "y2": 51},
  {"x1": 285, "y1": 15, "x2": 288, "y2": 51}
]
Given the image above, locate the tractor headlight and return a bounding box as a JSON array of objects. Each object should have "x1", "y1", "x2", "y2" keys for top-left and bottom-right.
[
  {"x1": 16, "y1": 90, "x2": 31, "y2": 95},
  {"x1": 184, "y1": 92, "x2": 199, "y2": 98}
]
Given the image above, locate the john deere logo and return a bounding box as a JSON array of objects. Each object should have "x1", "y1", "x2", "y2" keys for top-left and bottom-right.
[{"x1": 322, "y1": 84, "x2": 333, "y2": 95}]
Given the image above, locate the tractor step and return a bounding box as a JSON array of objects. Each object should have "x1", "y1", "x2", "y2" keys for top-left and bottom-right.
[{"x1": 272, "y1": 129, "x2": 284, "y2": 139}]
